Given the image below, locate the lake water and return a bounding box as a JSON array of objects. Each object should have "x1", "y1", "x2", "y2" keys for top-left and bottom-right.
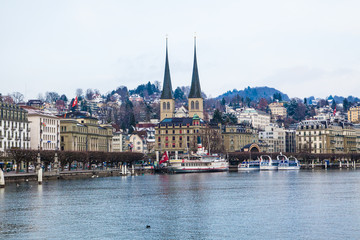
[{"x1": 1, "y1": 170, "x2": 360, "y2": 240}]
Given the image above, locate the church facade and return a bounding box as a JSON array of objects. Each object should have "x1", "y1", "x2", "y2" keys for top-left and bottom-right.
[{"x1": 155, "y1": 38, "x2": 206, "y2": 153}]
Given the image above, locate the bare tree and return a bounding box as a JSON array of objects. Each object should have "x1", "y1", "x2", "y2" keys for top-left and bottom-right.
[
  {"x1": 11, "y1": 92, "x2": 24, "y2": 104},
  {"x1": 86, "y1": 89, "x2": 94, "y2": 100},
  {"x1": 45, "y1": 92, "x2": 60, "y2": 103},
  {"x1": 76, "y1": 88, "x2": 83, "y2": 97}
]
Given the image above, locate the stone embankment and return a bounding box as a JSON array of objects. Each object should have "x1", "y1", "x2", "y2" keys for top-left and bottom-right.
[{"x1": 3, "y1": 167, "x2": 154, "y2": 184}]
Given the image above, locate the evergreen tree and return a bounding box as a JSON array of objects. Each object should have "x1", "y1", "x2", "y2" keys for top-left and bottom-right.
[
  {"x1": 212, "y1": 109, "x2": 223, "y2": 124},
  {"x1": 343, "y1": 98, "x2": 349, "y2": 112}
]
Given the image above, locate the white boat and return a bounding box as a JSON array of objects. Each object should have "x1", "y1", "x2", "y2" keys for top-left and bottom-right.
[
  {"x1": 259, "y1": 155, "x2": 278, "y2": 170},
  {"x1": 168, "y1": 154, "x2": 228, "y2": 173},
  {"x1": 238, "y1": 160, "x2": 260, "y2": 171},
  {"x1": 277, "y1": 154, "x2": 300, "y2": 170}
]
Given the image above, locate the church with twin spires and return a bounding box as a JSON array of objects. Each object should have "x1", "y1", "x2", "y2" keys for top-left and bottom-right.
[{"x1": 155, "y1": 37, "x2": 207, "y2": 153}]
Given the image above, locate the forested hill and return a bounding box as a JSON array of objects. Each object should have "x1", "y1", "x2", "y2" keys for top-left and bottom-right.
[{"x1": 217, "y1": 86, "x2": 290, "y2": 102}]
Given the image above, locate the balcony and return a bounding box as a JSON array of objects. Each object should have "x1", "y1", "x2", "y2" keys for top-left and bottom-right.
[
  {"x1": 27, "y1": 128, "x2": 31, "y2": 132},
  {"x1": 0, "y1": 135, "x2": 4, "y2": 139}
]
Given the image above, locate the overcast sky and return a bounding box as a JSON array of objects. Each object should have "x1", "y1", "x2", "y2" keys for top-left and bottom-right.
[{"x1": 1, "y1": 0, "x2": 360, "y2": 100}]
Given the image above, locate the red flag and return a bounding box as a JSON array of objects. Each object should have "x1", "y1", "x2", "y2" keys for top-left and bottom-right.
[
  {"x1": 333, "y1": 106, "x2": 336, "y2": 116},
  {"x1": 159, "y1": 152, "x2": 169, "y2": 165},
  {"x1": 72, "y1": 96, "x2": 78, "y2": 108}
]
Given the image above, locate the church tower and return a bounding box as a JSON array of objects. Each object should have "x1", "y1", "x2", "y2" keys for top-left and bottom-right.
[
  {"x1": 160, "y1": 38, "x2": 175, "y2": 121},
  {"x1": 188, "y1": 37, "x2": 204, "y2": 119}
]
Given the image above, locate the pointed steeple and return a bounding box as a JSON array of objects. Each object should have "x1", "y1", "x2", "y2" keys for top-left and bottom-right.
[
  {"x1": 160, "y1": 37, "x2": 173, "y2": 99},
  {"x1": 188, "y1": 36, "x2": 202, "y2": 99}
]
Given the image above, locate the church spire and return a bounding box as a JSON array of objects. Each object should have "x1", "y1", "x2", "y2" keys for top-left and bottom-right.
[
  {"x1": 160, "y1": 37, "x2": 173, "y2": 99},
  {"x1": 188, "y1": 36, "x2": 202, "y2": 99}
]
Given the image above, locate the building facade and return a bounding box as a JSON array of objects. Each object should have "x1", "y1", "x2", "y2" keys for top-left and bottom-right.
[
  {"x1": 0, "y1": 103, "x2": 30, "y2": 152},
  {"x1": 259, "y1": 124, "x2": 285, "y2": 153},
  {"x1": 296, "y1": 119, "x2": 358, "y2": 154},
  {"x1": 348, "y1": 106, "x2": 360, "y2": 123},
  {"x1": 156, "y1": 116, "x2": 207, "y2": 153},
  {"x1": 221, "y1": 124, "x2": 258, "y2": 152},
  {"x1": 112, "y1": 131, "x2": 128, "y2": 152},
  {"x1": 268, "y1": 102, "x2": 287, "y2": 119},
  {"x1": 155, "y1": 38, "x2": 205, "y2": 154},
  {"x1": 238, "y1": 108, "x2": 270, "y2": 130},
  {"x1": 22, "y1": 107, "x2": 60, "y2": 150},
  {"x1": 60, "y1": 114, "x2": 113, "y2": 152}
]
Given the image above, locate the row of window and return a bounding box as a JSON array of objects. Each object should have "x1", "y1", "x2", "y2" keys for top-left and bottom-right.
[{"x1": 159, "y1": 129, "x2": 200, "y2": 134}]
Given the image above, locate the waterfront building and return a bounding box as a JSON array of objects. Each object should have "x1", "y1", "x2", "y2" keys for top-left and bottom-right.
[
  {"x1": 136, "y1": 122, "x2": 156, "y2": 153},
  {"x1": 285, "y1": 130, "x2": 296, "y2": 153},
  {"x1": 0, "y1": 102, "x2": 30, "y2": 152},
  {"x1": 112, "y1": 131, "x2": 128, "y2": 152},
  {"x1": 268, "y1": 102, "x2": 287, "y2": 119},
  {"x1": 129, "y1": 132, "x2": 147, "y2": 153},
  {"x1": 221, "y1": 124, "x2": 258, "y2": 152},
  {"x1": 259, "y1": 123, "x2": 285, "y2": 153},
  {"x1": 238, "y1": 108, "x2": 270, "y2": 130},
  {"x1": 59, "y1": 112, "x2": 113, "y2": 152},
  {"x1": 296, "y1": 119, "x2": 358, "y2": 153},
  {"x1": 156, "y1": 115, "x2": 207, "y2": 153},
  {"x1": 21, "y1": 106, "x2": 60, "y2": 150},
  {"x1": 348, "y1": 105, "x2": 360, "y2": 123}
]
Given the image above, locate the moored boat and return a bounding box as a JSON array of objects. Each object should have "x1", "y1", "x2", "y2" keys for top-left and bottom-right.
[
  {"x1": 277, "y1": 154, "x2": 300, "y2": 170},
  {"x1": 259, "y1": 155, "x2": 278, "y2": 170},
  {"x1": 168, "y1": 154, "x2": 228, "y2": 173},
  {"x1": 166, "y1": 136, "x2": 228, "y2": 173},
  {"x1": 238, "y1": 160, "x2": 260, "y2": 171}
]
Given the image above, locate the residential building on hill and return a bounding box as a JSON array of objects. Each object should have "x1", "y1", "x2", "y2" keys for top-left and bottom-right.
[
  {"x1": 348, "y1": 105, "x2": 360, "y2": 123},
  {"x1": 238, "y1": 108, "x2": 270, "y2": 130},
  {"x1": 268, "y1": 102, "x2": 287, "y2": 119},
  {"x1": 0, "y1": 103, "x2": 30, "y2": 152}
]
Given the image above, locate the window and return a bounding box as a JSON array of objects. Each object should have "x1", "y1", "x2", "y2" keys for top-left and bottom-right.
[
  {"x1": 163, "y1": 102, "x2": 166, "y2": 110},
  {"x1": 167, "y1": 102, "x2": 170, "y2": 110},
  {"x1": 191, "y1": 101, "x2": 194, "y2": 109},
  {"x1": 195, "y1": 101, "x2": 199, "y2": 110}
]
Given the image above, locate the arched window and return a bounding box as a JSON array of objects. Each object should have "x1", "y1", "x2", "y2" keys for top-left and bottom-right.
[
  {"x1": 167, "y1": 102, "x2": 170, "y2": 110},
  {"x1": 163, "y1": 102, "x2": 166, "y2": 110},
  {"x1": 191, "y1": 101, "x2": 195, "y2": 109},
  {"x1": 195, "y1": 101, "x2": 199, "y2": 110}
]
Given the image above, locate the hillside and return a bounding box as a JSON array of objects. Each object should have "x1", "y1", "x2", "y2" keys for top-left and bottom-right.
[{"x1": 216, "y1": 86, "x2": 290, "y2": 102}]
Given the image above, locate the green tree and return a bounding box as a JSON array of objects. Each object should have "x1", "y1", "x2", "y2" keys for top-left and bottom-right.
[{"x1": 343, "y1": 98, "x2": 349, "y2": 112}]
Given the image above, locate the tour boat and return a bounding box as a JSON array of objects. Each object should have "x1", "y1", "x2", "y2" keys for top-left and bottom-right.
[
  {"x1": 165, "y1": 137, "x2": 228, "y2": 173},
  {"x1": 167, "y1": 154, "x2": 228, "y2": 173},
  {"x1": 259, "y1": 155, "x2": 278, "y2": 170},
  {"x1": 277, "y1": 154, "x2": 300, "y2": 170},
  {"x1": 238, "y1": 160, "x2": 260, "y2": 171}
]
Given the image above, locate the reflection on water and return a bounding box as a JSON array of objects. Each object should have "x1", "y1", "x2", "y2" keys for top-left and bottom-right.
[{"x1": 1, "y1": 170, "x2": 360, "y2": 239}]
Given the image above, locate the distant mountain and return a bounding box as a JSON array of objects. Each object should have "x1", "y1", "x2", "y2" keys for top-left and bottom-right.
[
  {"x1": 332, "y1": 95, "x2": 360, "y2": 104},
  {"x1": 217, "y1": 86, "x2": 290, "y2": 102}
]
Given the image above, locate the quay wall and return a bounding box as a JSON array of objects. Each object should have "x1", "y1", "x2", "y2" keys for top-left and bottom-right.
[{"x1": 4, "y1": 168, "x2": 154, "y2": 183}]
